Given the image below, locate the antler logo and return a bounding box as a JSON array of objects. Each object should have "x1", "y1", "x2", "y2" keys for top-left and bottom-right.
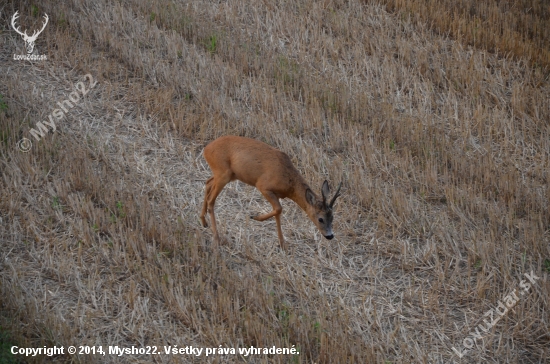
[{"x1": 11, "y1": 11, "x2": 49, "y2": 54}]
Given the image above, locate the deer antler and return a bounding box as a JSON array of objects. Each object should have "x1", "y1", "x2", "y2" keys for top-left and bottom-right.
[
  {"x1": 11, "y1": 11, "x2": 28, "y2": 38},
  {"x1": 29, "y1": 13, "x2": 49, "y2": 40},
  {"x1": 329, "y1": 181, "x2": 342, "y2": 208}
]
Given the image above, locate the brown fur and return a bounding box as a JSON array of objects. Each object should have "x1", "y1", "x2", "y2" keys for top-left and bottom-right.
[{"x1": 200, "y1": 136, "x2": 341, "y2": 250}]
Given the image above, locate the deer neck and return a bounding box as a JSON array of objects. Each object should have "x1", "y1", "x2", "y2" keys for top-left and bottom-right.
[{"x1": 290, "y1": 180, "x2": 316, "y2": 214}]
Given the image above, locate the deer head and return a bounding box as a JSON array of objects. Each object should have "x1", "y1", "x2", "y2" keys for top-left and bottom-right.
[
  {"x1": 305, "y1": 180, "x2": 342, "y2": 240},
  {"x1": 11, "y1": 11, "x2": 49, "y2": 54}
]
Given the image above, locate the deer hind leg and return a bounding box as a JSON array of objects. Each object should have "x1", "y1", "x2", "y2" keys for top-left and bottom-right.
[
  {"x1": 200, "y1": 176, "x2": 214, "y2": 227},
  {"x1": 205, "y1": 173, "x2": 232, "y2": 245},
  {"x1": 251, "y1": 190, "x2": 286, "y2": 250}
]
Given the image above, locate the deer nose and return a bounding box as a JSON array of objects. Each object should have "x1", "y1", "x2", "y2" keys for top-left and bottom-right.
[{"x1": 324, "y1": 234, "x2": 334, "y2": 240}]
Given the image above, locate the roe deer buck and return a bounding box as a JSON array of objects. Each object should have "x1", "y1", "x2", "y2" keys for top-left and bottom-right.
[{"x1": 200, "y1": 136, "x2": 342, "y2": 250}]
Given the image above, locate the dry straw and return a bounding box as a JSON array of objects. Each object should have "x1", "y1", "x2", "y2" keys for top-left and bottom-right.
[{"x1": 0, "y1": 0, "x2": 548, "y2": 362}]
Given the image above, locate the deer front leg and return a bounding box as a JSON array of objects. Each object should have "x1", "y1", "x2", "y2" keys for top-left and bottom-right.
[
  {"x1": 251, "y1": 190, "x2": 286, "y2": 250},
  {"x1": 274, "y1": 214, "x2": 286, "y2": 251}
]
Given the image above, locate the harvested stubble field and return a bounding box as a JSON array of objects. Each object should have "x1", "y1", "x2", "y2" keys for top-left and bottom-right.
[{"x1": 0, "y1": 0, "x2": 549, "y2": 362}]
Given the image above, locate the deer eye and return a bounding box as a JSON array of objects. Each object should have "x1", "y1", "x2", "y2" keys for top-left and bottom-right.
[{"x1": 318, "y1": 218, "x2": 324, "y2": 223}]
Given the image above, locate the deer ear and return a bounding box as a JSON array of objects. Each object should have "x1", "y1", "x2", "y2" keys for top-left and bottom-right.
[
  {"x1": 305, "y1": 188, "x2": 316, "y2": 205},
  {"x1": 321, "y1": 180, "x2": 330, "y2": 201}
]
